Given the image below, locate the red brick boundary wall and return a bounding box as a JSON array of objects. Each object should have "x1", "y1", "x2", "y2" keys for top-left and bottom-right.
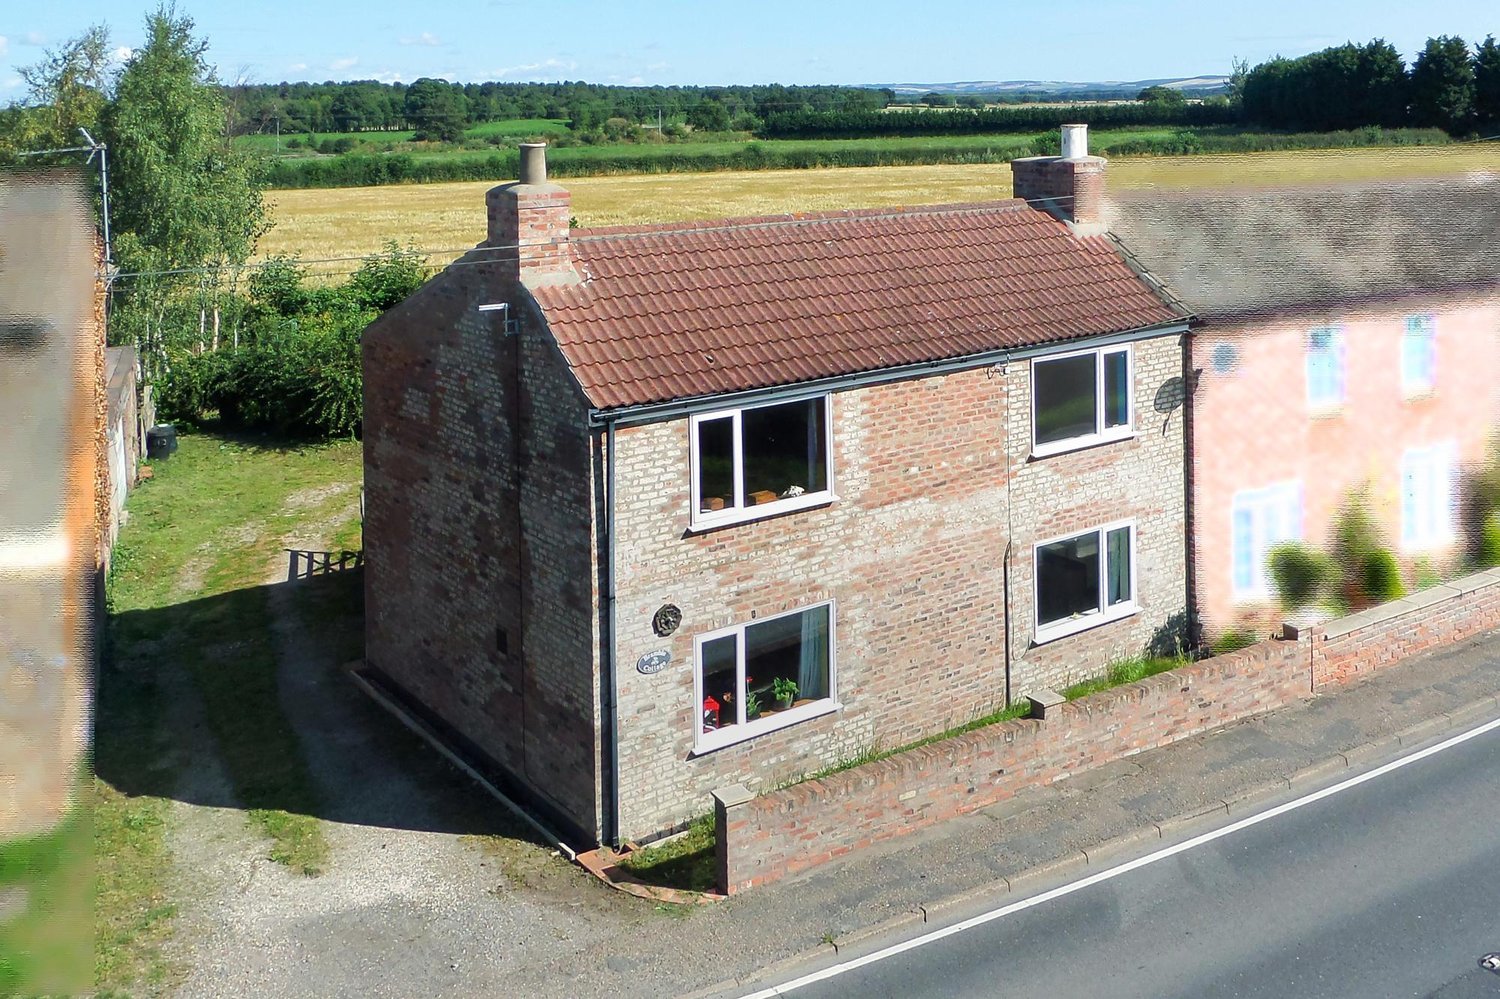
[{"x1": 715, "y1": 567, "x2": 1500, "y2": 893}]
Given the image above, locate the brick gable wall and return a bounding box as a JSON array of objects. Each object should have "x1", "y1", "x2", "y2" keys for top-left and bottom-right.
[{"x1": 362, "y1": 255, "x2": 599, "y2": 841}]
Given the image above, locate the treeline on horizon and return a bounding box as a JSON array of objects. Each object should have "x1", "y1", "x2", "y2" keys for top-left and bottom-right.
[{"x1": 225, "y1": 33, "x2": 1500, "y2": 144}]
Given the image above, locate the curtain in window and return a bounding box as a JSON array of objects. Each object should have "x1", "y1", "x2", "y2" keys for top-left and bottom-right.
[
  {"x1": 1106, "y1": 527, "x2": 1131, "y2": 606},
  {"x1": 797, "y1": 606, "x2": 829, "y2": 701}
]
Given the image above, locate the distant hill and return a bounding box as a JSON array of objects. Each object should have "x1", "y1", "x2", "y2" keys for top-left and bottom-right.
[{"x1": 862, "y1": 77, "x2": 1230, "y2": 96}]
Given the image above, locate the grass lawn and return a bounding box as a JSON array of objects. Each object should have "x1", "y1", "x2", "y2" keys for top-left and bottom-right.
[
  {"x1": 94, "y1": 428, "x2": 363, "y2": 995},
  {"x1": 260, "y1": 144, "x2": 1500, "y2": 270},
  {"x1": 0, "y1": 807, "x2": 92, "y2": 997}
]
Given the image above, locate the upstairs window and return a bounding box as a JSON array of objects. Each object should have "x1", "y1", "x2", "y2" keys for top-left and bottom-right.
[
  {"x1": 690, "y1": 396, "x2": 833, "y2": 529},
  {"x1": 1401, "y1": 314, "x2": 1436, "y2": 396},
  {"x1": 1032, "y1": 346, "x2": 1132, "y2": 456},
  {"x1": 1034, "y1": 521, "x2": 1137, "y2": 642},
  {"x1": 1306, "y1": 326, "x2": 1346, "y2": 410}
]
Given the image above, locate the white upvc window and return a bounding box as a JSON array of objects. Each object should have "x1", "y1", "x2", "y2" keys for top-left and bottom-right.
[
  {"x1": 693, "y1": 602, "x2": 838, "y2": 754},
  {"x1": 1231, "y1": 481, "x2": 1303, "y2": 600},
  {"x1": 1034, "y1": 520, "x2": 1138, "y2": 643},
  {"x1": 1031, "y1": 344, "x2": 1134, "y2": 457},
  {"x1": 1400, "y1": 443, "x2": 1458, "y2": 550},
  {"x1": 1401, "y1": 314, "x2": 1437, "y2": 397},
  {"x1": 1305, "y1": 326, "x2": 1346, "y2": 410},
  {"x1": 689, "y1": 395, "x2": 834, "y2": 530}
]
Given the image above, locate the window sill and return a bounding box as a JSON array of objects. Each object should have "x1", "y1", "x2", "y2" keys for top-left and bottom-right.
[
  {"x1": 1034, "y1": 603, "x2": 1138, "y2": 645},
  {"x1": 1307, "y1": 403, "x2": 1345, "y2": 420},
  {"x1": 688, "y1": 491, "x2": 836, "y2": 533},
  {"x1": 691, "y1": 699, "x2": 841, "y2": 756},
  {"x1": 1402, "y1": 388, "x2": 1437, "y2": 403},
  {"x1": 1030, "y1": 429, "x2": 1136, "y2": 461}
]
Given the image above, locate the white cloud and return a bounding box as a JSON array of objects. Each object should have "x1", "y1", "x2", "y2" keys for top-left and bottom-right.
[
  {"x1": 287, "y1": 62, "x2": 308, "y2": 72},
  {"x1": 25, "y1": 31, "x2": 45, "y2": 46},
  {"x1": 329, "y1": 56, "x2": 359, "y2": 71},
  {"x1": 0, "y1": 36, "x2": 9, "y2": 59},
  {"x1": 645, "y1": 61, "x2": 668, "y2": 72},
  {"x1": 369, "y1": 69, "x2": 406, "y2": 83},
  {"x1": 111, "y1": 46, "x2": 133, "y2": 63},
  {"x1": 491, "y1": 57, "x2": 576, "y2": 79},
  {"x1": 0, "y1": 75, "x2": 22, "y2": 94},
  {"x1": 400, "y1": 32, "x2": 441, "y2": 47}
]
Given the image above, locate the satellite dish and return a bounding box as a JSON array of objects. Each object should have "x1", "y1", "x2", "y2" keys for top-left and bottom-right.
[{"x1": 1154, "y1": 376, "x2": 1187, "y2": 414}]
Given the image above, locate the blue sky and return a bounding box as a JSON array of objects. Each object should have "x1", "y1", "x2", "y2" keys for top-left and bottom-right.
[{"x1": 2, "y1": 1, "x2": 1496, "y2": 98}]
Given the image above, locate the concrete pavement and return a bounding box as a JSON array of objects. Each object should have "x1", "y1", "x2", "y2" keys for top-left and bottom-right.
[
  {"x1": 753, "y1": 716, "x2": 1500, "y2": 998},
  {"x1": 675, "y1": 630, "x2": 1500, "y2": 999}
]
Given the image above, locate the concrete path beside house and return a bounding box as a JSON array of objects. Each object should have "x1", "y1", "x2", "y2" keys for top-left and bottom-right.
[{"x1": 166, "y1": 580, "x2": 1500, "y2": 997}]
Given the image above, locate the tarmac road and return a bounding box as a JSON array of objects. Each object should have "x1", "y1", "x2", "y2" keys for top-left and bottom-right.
[{"x1": 752, "y1": 716, "x2": 1500, "y2": 999}]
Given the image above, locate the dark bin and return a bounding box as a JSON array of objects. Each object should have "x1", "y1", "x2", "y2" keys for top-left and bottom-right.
[{"x1": 145, "y1": 424, "x2": 178, "y2": 460}]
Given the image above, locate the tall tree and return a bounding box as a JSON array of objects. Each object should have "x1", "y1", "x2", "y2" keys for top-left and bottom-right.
[
  {"x1": 1410, "y1": 35, "x2": 1476, "y2": 133},
  {"x1": 1351, "y1": 40, "x2": 1408, "y2": 128},
  {"x1": 0, "y1": 26, "x2": 113, "y2": 156},
  {"x1": 1475, "y1": 35, "x2": 1500, "y2": 129},
  {"x1": 102, "y1": 5, "x2": 267, "y2": 373},
  {"x1": 404, "y1": 78, "x2": 468, "y2": 142}
]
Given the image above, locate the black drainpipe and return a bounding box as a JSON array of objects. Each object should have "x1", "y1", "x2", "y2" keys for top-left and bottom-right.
[{"x1": 600, "y1": 415, "x2": 621, "y2": 847}]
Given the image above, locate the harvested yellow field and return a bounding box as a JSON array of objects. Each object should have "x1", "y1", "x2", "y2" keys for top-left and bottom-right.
[{"x1": 261, "y1": 146, "x2": 1500, "y2": 275}]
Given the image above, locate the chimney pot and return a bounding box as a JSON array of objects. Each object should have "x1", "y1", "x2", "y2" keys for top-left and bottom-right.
[
  {"x1": 519, "y1": 142, "x2": 547, "y2": 185},
  {"x1": 1060, "y1": 124, "x2": 1088, "y2": 160}
]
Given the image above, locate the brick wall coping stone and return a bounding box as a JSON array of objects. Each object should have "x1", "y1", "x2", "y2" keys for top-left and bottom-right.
[{"x1": 1322, "y1": 567, "x2": 1500, "y2": 640}]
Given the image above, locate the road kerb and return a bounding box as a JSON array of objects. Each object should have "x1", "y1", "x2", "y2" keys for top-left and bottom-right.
[
  {"x1": 1395, "y1": 713, "x2": 1460, "y2": 748},
  {"x1": 1002, "y1": 850, "x2": 1089, "y2": 899},
  {"x1": 917, "y1": 874, "x2": 1013, "y2": 926},
  {"x1": 831, "y1": 908, "x2": 926, "y2": 955},
  {"x1": 1154, "y1": 801, "x2": 1229, "y2": 839},
  {"x1": 1081, "y1": 823, "x2": 1161, "y2": 867},
  {"x1": 1341, "y1": 737, "x2": 1400, "y2": 769},
  {"x1": 1223, "y1": 777, "x2": 1293, "y2": 814},
  {"x1": 1289, "y1": 754, "x2": 1349, "y2": 788},
  {"x1": 676, "y1": 943, "x2": 838, "y2": 999}
]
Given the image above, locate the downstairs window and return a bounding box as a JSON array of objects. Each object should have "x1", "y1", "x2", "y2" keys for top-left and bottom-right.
[{"x1": 1035, "y1": 522, "x2": 1137, "y2": 642}]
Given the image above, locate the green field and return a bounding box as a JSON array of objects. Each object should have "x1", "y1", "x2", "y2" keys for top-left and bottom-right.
[{"x1": 233, "y1": 118, "x2": 569, "y2": 155}]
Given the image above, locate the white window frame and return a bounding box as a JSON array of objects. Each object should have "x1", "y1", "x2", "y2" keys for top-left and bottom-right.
[
  {"x1": 1230, "y1": 480, "x2": 1303, "y2": 601},
  {"x1": 1400, "y1": 314, "x2": 1437, "y2": 398},
  {"x1": 1400, "y1": 442, "x2": 1458, "y2": 551},
  {"x1": 688, "y1": 394, "x2": 835, "y2": 531},
  {"x1": 691, "y1": 601, "x2": 840, "y2": 754},
  {"x1": 1305, "y1": 325, "x2": 1346, "y2": 411},
  {"x1": 1033, "y1": 519, "x2": 1138, "y2": 644},
  {"x1": 1030, "y1": 344, "x2": 1135, "y2": 458}
]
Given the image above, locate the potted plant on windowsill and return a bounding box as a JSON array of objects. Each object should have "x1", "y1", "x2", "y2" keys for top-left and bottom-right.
[
  {"x1": 771, "y1": 677, "x2": 798, "y2": 711},
  {"x1": 744, "y1": 690, "x2": 762, "y2": 721}
]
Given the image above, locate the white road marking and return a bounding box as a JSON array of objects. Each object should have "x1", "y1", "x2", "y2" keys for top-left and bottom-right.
[{"x1": 735, "y1": 711, "x2": 1500, "y2": 998}]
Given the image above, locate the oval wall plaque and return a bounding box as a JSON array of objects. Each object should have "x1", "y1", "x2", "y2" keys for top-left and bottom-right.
[{"x1": 636, "y1": 649, "x2": 671, "y2": 675}]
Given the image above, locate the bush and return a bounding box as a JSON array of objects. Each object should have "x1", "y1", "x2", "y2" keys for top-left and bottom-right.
[
  {"x1": 346, "y1": 241, "x2": 428, "y2": 310},
  {"x1": 1267, "y1": 542, "x2": 1335, "y2": 610},
  {"x1": 1210, "y1": 628, "x2": 1259, "y2": 656},
  {"x1": 1479, "y1": 516, "x2": 1500, "y2": 567},
  {"x1": 1361, "y1": 548, "x2": 1406, "y2": 603}
]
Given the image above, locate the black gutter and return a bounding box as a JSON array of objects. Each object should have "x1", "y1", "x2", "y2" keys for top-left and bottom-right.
[{"x1": 587, "y1": 318, "x2": 1192, "y2": 429}]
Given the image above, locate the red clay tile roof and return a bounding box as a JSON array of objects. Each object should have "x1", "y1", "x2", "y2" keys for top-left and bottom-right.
[{"x1": 531, "y1": 200, "x2": 1187, "y2": 410}]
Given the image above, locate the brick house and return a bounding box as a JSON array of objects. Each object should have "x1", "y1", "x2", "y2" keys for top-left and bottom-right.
[
  {"x1": 362, "y1": 136, "x2": 1193, "y2": 846},
  {"x1": 1107, "y1": 176, "x2": 1500, "y2": 640}
]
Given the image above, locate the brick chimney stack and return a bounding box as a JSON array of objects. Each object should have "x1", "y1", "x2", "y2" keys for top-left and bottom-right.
[
  {"x1": 1010, "y1": 124, "x2": 1107, "y2": 234},
  {"x1": 486, "y1": 143, "x2": 578, "y2": 287}
]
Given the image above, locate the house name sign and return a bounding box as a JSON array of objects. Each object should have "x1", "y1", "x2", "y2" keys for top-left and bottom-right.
[{"x1": 636, "y1": 649, "x2": 671, "y2": 675}]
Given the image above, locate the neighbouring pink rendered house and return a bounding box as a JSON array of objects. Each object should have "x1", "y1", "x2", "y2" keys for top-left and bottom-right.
[{"x1": 1108, "y1": 175, "x2": 1500, "y2": 640}]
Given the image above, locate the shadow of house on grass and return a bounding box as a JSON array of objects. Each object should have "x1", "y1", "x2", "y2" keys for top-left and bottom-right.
[{"x1": 96, "y1": 567, "x2": 547, "y2": 847}]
